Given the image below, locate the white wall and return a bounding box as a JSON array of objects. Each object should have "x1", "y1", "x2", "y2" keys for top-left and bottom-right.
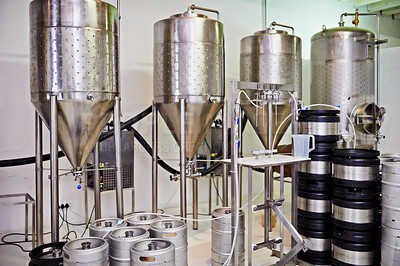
[{"x1": 0, "y1": 0, "x2": 399, "y2": 232}]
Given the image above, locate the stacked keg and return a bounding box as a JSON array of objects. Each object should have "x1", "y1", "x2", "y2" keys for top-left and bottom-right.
[
  {"x1": 149, "y1": 220, "x2": 188, "y2": 266},
  {"x1": 381, "y1": 162, "x2": 400, "y2": 266},
  {"x1": 109, "y1": 227, "x2": 149, "y2": 265},
  {"x1": 130, "y1": 239, "x2": 175, "y2": 265},
  {"x1": 211, "y1": 207, "x2": 245, "y2": 266},
  {"x1": 89, "y1": 218, "x2": 128, "y2": 240},
  {"x1": 126, "y1": 213, "x2": 161, "y2": 229},
  {"x1": 331, "y1": 149, "x2": 380, "y2": 266},
  {"x1": 63, "y1": 237, "x2": 109, "y2": 266},
  {"x1": 297, "y1": 109, "x2": 339, "y2": 265}
]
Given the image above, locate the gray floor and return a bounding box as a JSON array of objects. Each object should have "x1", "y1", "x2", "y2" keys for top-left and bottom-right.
[{"x1": 0, "y1": 181, "x2": 297, "y2": 265}]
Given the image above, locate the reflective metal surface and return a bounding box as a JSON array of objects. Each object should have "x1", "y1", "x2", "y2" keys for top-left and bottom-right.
[
  {"x1": 29, "y1": 0, "x2": 119, "y2": 170},
  {"x1": 332, "y1": 244, "x2": 377, "y2": 266},
  {"x1": 298, "y1": 197, "x2": 330, "y2": 213},
  {"x1": 89, "y1": 218, "x2": 127, "y2": 240},
  {"x1": 332, "y1": 204, "x2": 378, "y2": 224},
  {"x1": 211, "y1": 208, "x2": 245, "y2": 265},
  {"x1": 299, "y1": 161, "x2": 331, "y2": 175},
  {"x1": 149, "y1": 220, "x2": 188, "y2": 266},
  {"x1": 130, "y1": 239, "x2": 175, "y2": 266},
  {"x1": 382, "y1": 205, "x2": 400, "y2": 230},
  {"x1": 126, "y1": 213, "x2": 161, "y2": 229},
  {"x1": 310, "y1": 26, "x2": 377, "y2": 148},
  {"x1": 109, "y1": 227, "x2": 149, "y2": 266},
  {"x1": 240, "y1": 28, "x2": 301, "y2": 149},
  {"x1": 154, "y1": 11, "x2": 224, "y2": 159},
  {"x1": 63, "y1": 237, "x2": 109, "y2": 266},
  {"x1": 300, "y1": 236, "x2": 330, "y2": 252},
  {"x1": 381, "y1": 225, "x2": 400, "y2": 266},
  {"x1": 333, "y1": 164, "x2": 379, "y2": 181},
  {"x1": 299, "y1": 121, "x2": 339, "y2": 136}
]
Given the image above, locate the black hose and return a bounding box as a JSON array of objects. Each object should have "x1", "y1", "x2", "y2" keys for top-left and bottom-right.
[
  {"x1": 0, "y1": 106, "x2": 153, "y2": 168},
  {"x1": 126, "y1": 127, "x2": 179, "y2": 175}
]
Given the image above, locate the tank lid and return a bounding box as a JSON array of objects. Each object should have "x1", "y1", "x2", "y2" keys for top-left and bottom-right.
[
  {"x1": 311, "y1": 26, "x2": 374, "y2": 41},
  {"x1": 170, "y1": 12, "x2": 208, "y2": 18},
  {"x1": 254, "y1": 28, "x2": 288, "y2": 35}
]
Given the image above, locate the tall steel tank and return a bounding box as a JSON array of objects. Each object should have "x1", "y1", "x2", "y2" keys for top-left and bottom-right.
[
  {"x1": 29, "y1": 0, "x2": 119, "y2": 171},
  {"x1": 240, "y1": 27, "x2": 302, "y2": 148},
  {"x1": 153, "y1": 10, "x2": 224, "y2": 159},
  {"x1": 310, "y1": 26, "x2": 383, "y2": 148}
]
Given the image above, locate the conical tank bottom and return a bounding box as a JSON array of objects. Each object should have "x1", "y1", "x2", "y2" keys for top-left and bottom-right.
[
  {"x1": 241, "y1": 91, "x2": 291, "y2": 149},
  {"x1": 157, "y1": 102, "x2": 223, "y2": 159},
  {"x1": 32, "y1": 100, "x2": 115, "y2": 170}
]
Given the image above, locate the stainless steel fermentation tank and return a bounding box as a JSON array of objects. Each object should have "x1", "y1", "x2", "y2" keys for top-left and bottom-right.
[
  {"x1": 311, "y1": 13, "x2": 385, "y2": 148},
  {"x1": 152, "y1": 5, "x2": 227, "y2": 228},
  {"x1": 30, "y1": 0, "x2": 123, "y2": 243},
  {"x1": 240, "y1": 24, "x2": 302, "y2": 150}
]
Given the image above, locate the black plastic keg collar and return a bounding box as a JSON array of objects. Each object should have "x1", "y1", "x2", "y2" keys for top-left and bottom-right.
[
  {"x1": 298, "y1": 225, "x2": 331, "y2": 238},
  {"x1": 332, "y1": 197, "x2": 380, "y2": 209},
  {"x1": 333, "y1": 225, "x2": 380, "y2": 243},
  {"x1": 332, "y1": 237, "x2": 380, "y2": 251},
  {"x1": 29, "y1": 242, "x2": 67, "y2": 266},
  {"x1": 333, "y1": 149, "x2": 380, "y2": 159},
  {"x1": 299, "y1": 189, "x2": 330, "y2": 200},
  {"x1": 298, "y1": 171, "x2": 331, "y2": 181}
]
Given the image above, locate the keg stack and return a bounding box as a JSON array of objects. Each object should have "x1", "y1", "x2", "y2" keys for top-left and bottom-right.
[
  {"x1": 331, "y1": 149, "x2": 381, "y2": 266},
  {"x1": 297, "y1": 110, "x2": 339, "y2": 265},
  {"x1": 381, "y1": 162, "x2": 400, "y2": 266}
]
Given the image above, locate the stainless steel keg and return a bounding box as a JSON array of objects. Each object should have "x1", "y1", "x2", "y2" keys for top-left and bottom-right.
[
  {"x1": 298, "y1": 110, "x2": 340, "y2": 142},
  {"x1": 126, "y1": 213, "x2": 161, "y2": 229},
  {"x1": 332, "y1": 198, "x2": 380, "y2": 230},
  {"x1": 332, "y1": 149, "x2": 380, "y2": 187},
  {"x1": 299, "y1": 154, "x2": 332, "y2": 175},
  {"x1": 109, "y1": 227, "x2": 149, "y2": 266},
  {"x1": 130, "y1": 239, "x2": 175, "y2": 265},
  {"x1": 149, "y1": 220, "x2": 187, "y2": 266},
  {"x1": 211, "y1": 208, "x2": 245, "y2": 266},
  {"x1": 89, "y1": 218, "x2": 127, "y2": 240},
  {"x1": 382, "y1": 162, "x2": 400, "y2": 230},
  {"x1": 63, "y1": 237, "x2": 109, "y2": 266},
  {"x1": 381, "y1": 224, "x2": 400, "y2": 266},
  {"x1": 298, "y1": 190, "x2": 331, "y2": 219},
  {"x1": 332, "y1": 238, "x2": 379, "y2": 266}
]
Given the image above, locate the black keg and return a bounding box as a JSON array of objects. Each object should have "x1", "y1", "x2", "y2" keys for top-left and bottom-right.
[
  {"x1": 29, "y1": 242, "x2": 66, "y2": 266},
  {"x1": 331, "y1": 237, "x2": 380, "y2": 266},
  {"x1": 298, "y1": 109, "x2": 340, "y2": 142},
  {"x1": 298, "y1": 226, "x2": 331, "y2": 259},
  {"x1": 298, "y1": 190, "x2": 331, "y2": 219},
  {"x1": 332, "y1": 197, "x2": 380, "y2": 230},
  {"x1": 332, "y1": 149, "x2": 380, "y2": 188},
  {"x1": 332, "y1": 225, "x2": 380, "y2": 243}
]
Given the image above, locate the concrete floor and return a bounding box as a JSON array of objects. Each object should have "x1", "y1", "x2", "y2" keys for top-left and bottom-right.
[{"x1": 0, "y1": 180, "x2": 298, "y2": 266}]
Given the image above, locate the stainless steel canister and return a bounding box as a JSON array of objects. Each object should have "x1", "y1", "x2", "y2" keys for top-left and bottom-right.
[
  {"x1": 63, "y1": 237, "x2": 108, "y2": 266},
  {"x1": 211, "y1": 208, "x2": 245, "y2": 266},
  {"x1": 109, "y1": 227, "x2": 149, "y2": 266},
  {"x1": 149, "y1": 220, "x2": 187, "y2": 266},
  {"x1": 153, "y1": 10, "x2": 224, "y2": 159},
  {"x1": 310, "y1": 26, "x2": 380, "y2": 148},
  {"x1": 126, "y1": 213, "x2": 161, "y2": 229},
  {"x1": 382, "y1": 162, "x2": 400, "y2": 230},
  {"x1": 89, "y1": 218, "x2": 127, "y2": 240},
  {"x1": 130, "y1": 239, "x2": 175, "y2": 265},
  {"x1": 381, "y1": 224, "x2": 400, "y2": 266},
  {"x1": 332, "y1": 238, "x2": 379, "y2": 266}
]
